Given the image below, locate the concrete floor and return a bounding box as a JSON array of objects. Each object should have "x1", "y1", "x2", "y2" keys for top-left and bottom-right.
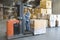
[{"x1": 0, "y1": 20, "x2": 60, "y2": 40}]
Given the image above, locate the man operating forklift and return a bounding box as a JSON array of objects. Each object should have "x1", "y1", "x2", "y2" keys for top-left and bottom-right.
[{"x1": 24, "y1": 10, "x2": 31, "y2": 31}]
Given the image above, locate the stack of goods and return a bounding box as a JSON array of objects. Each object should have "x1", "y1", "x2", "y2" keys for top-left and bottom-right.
[
  {"x1": 40, "y1": 0, "x2": 52, "y2": 19},
  {"x1": 49, "y1": 15, "x2": 56, "y2": 27},
  {"x1": 30, "y1": 19, "x2": 48, "y2": 35}
]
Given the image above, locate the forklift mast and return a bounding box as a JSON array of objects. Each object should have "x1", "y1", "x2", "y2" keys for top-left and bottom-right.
[{"x1": 15, "y1": 0, "x2": 28, "y2": 34}]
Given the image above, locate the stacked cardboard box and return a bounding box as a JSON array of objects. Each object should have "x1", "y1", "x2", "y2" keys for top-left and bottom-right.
[
  {"x1": 39, "y1": 0, "x2": 52, "y2": 21},
  {"x1": 40, "y1": 0, "x2": 52, "y2": 14},
  {"x1": 40, "y1": 1, "x2": 46, "y2": 9},
  {"x1": 30, "y1": 19, "x2": 48, "y2": 35},
  {"x1": 49, "y1": 15, "x2": 57, "y2": 27},
  {"x1": 46, "y1": 9, "x2": 52, "y2": 14},
  {"x1": 46, "y1": 1, "x2": 52, "y2": 14},
  {"x1": 48, "y1": 15, "x2": 60, "y2": 27}
]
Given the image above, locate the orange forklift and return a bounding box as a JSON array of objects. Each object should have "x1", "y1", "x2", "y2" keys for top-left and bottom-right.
[{"x1": 6, "y1": 0, "x2": 41, "y2": 40}]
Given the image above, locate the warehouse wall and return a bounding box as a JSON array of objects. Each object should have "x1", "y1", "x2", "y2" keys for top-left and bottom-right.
[{"x1": 52, "y1": 0, "x2": 60, "y2": 14}]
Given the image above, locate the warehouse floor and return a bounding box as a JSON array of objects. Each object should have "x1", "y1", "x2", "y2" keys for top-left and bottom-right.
[{"x1": 0, "y1": 20, "x2": 60, "y2": 40}]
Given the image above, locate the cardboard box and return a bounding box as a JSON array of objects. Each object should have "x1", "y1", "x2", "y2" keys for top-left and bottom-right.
[
  {"x1": 40, "y1": 1, "x2": 46, "y2": 8},
  {"x1": 46, "y1": 1, "x2": 52, "y2": 8},
  {"x1": 40, "y1": 0, "x2": 52, "y2": 8},
  {"x1": 34, "y1": 8, "x2": 39, "y2": 14},
  {"x1": 49, "y1": 15, "x2": 56, "y2": 27},
  {"x1": 41, "y1": 8, "x2": 47, "y2": 14},
  {"x1": 47, "y1": 8, "x2": 52, "y2": 14},
  {"x1": 24, "y1": 8, "x2": 28, "y2": 14},
  {"x1": 30, "y1": 14, "x2": 37, "y2": 19},
  {"x1": 30, "y1": 19, "x2": 48, "y2": 35},
  {"x1": 41, "y1": 14, "x2": 49, "y2": 19}
]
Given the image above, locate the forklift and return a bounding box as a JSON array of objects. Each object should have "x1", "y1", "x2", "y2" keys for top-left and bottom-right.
[{"x1": 6, "y1": 0, "x2": 41, "y2": 39}]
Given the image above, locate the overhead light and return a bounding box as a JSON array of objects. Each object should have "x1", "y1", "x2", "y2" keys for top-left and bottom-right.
[{"x1": 27, "y1": 0, "x2": 35, "y2": 2}]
